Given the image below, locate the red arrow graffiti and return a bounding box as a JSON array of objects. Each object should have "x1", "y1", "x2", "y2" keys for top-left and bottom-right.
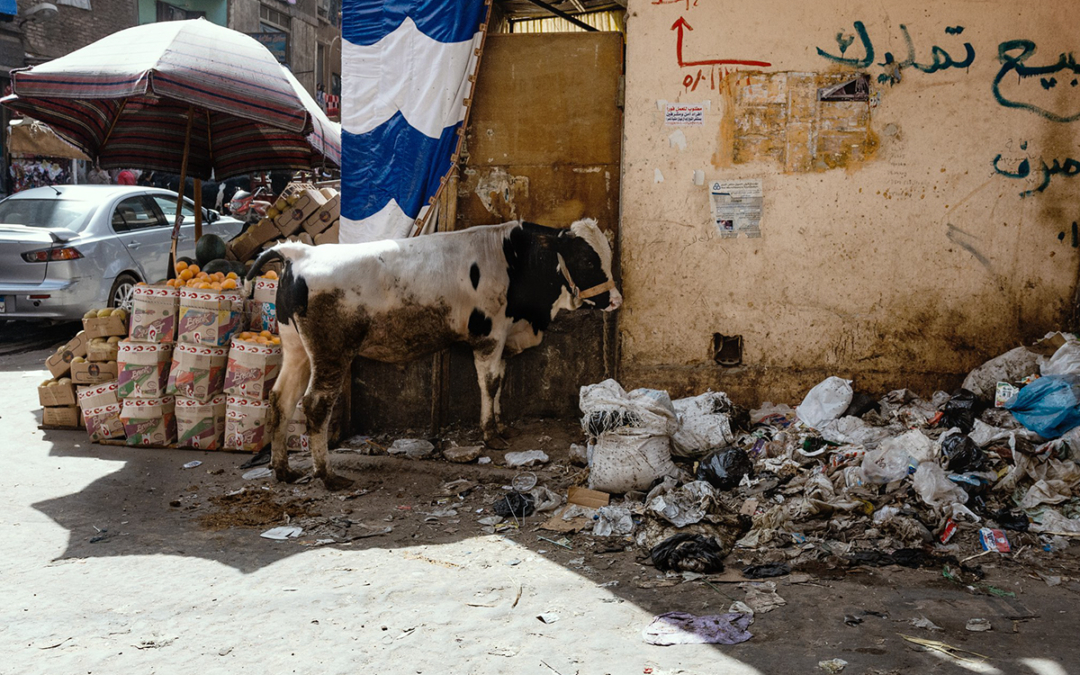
[{"x1": 672, "y1": 17, "x2": 772, "y2": 68}]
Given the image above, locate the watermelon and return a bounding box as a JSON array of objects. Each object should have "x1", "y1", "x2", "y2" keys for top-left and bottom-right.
[
  {"x1": 203, "y1": 259, "x2": 233, "y2": 276},
  {"x1": 195, "y1": 234, "x2": 227, "y2": 266},
  {"x1": 177, "y1": 256, "x2": 196, "y2": 266}
]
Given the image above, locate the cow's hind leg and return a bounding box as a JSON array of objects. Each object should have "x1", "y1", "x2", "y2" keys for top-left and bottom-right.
[
  {"x1": 302, "y1": 353, "x2": 353, "y2": 491},
  {"x1": 473, "y1": 341, "x2": 507, "y2": 449},
  {"x1": 267, "y1": 324, "x2": 309, "y2": 483},
  {"x1": 493, "y1": 357, "x2": 508, "y2": 436}
]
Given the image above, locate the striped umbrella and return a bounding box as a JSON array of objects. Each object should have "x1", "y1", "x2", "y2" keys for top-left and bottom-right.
[{"x1": 1, "y1": 18, "x2": 340, "y2": 271}]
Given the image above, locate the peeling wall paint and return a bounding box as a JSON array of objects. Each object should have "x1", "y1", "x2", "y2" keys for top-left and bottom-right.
[{"x1": 620, "y1": 0, "x2": 1080, "y2": 404}]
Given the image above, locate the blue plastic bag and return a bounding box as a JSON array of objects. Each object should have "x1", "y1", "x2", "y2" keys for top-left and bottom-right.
[{"x1": 1004, "y1": 375, "x2": 1080, "y2": 439}]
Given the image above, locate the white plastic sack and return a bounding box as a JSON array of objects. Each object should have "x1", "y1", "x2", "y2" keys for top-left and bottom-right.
[
  {"x1": 671, "y1": 392, "x2": 736, "y2": 457},
  {"x1": 862, "y1": 444, "x2": 917, "y2": 484},
  {"x1": 1042, "y1": 340, "x2": 1080, "y2": 378},
  {"x1": 580, "y1": 379, "x2": 679, "y2": 437},
  {"x1": 796, "y1": 377, "x2": 853, "y2": 429},
  {"x1": 912, "y1": 462, "x2": 968, "y2": 510},
  {"x1": 593, "y1": 505, "x2": 634, "y2": 536},
  {"x1": 962, "y1": 347, "x2": 1043, "y2": 400},
  {"x1": 581, "y1": 379, "x2": 681, "y2": 493},
  {"x1": 818, "y1": 415, "x2": 896, "y2": 448},
  {"x1": 881, "y1": 430, "x2": 936, "y2": 464},
  {"x1": 589, "y1": 429, "x2": 680, "y2": 493}
]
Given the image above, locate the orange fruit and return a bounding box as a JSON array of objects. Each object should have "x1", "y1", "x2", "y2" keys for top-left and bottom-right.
[
  {"x1": 226, "y1": 272, "x2": 238, "y2": 280},
  {"x1": 188, "y1": 264, "x2": 200, "y2": 275},
  {"x1": 179, "y1": 269, "x2": 193, "y2": 281},
  {"x1": 271, "y1": 337, "x2": 281, "y2": 345},
  {"x1": 259, "y1": 330, "x2": 272, "y2": 338},
  {"x1": 175, "y1": 261, "x2": 188, "y2": 273},
  {"x1": 198, "y1": 282, "x2": 212, "y2": 289},
  {"x1": 263, "y1": 270, "x2": 278, "y2": 280},
  {"x1": 221, "y1": 279, "x2": 237, "y2": 290},
  {"x1": 256, "y1": 337, "x2": 270, "y2": 345}
]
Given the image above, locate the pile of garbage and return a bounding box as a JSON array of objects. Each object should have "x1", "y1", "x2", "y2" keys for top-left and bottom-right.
[{"x1": 562, "y1": 332, "x2": 1080, "y2": 575}]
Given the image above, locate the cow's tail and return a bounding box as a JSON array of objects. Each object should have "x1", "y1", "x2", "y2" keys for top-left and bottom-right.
[{"x1": 243, "y1": 247, "x2": 286, "y2": 298}]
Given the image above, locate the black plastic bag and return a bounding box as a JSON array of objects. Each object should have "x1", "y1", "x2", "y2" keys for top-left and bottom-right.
[
  {"x1": 742, "y1": 562, "x2": 791, "y2": 578},
  {"x1": 844, "y1": 391, "x2": 879, "y2": 418},
  {"x1": 941, "y1": 389, "x2": 981, "y2": 434},
  {"x1": 493, "y1": 491, "x2": 535, "y2": 518},
  {"x1": 696, "y1": 448, "x2": 753, "y2": 490},
  {"x1": 992, "y1": 508, "x2": 1030, "y2": 532},
  {"x1": 940, "y1": 433, "x2": 985, "y2": 473},
  {"x1": 650, "y1": 534, "x2": 725, "y2": 573}
]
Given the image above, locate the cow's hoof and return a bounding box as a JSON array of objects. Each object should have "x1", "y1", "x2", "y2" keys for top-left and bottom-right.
[
  {"x1": 484, "y1": 435, "x2": 509, "y2": 450},
  {"x1": 274, "y1": 467, "x2": 305, "y2": 484},
  {"x1": 321, "y1": 474, "x2": 355, "y2": 492}
]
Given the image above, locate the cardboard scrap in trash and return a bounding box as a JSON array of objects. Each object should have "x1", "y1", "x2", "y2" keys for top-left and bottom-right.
[
  {"x1": 538, "y1": 505, "x2": 593, "y2": 533},
  {"x1": 568, "y1": 486, "x2": 610, "y2": 509}
]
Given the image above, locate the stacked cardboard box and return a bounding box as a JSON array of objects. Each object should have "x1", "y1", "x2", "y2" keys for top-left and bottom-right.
[
  {"x1": 116, "y1": 283, "x2": 179, "y2": 446},
  {"x1": 41, "y1": 309, "x2": 127, "y2": 429},
  {"x1": 226, "y1": 183, "x2": 341, "y2": 262}
]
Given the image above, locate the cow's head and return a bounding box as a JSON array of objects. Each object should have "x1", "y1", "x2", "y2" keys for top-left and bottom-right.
[{"x1": 556, "y1": 218, "x2": 622, "y2": 312}]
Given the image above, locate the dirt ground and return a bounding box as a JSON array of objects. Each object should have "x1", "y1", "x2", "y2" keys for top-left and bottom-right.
[{"x1": 4, "y1": 339, "x2": 1080, "y2": 674}]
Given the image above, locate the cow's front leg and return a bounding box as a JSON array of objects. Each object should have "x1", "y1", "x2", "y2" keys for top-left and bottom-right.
[
  {"x1": 303, "y1": 354, "x2": 354, "y2": 491},
  {"x1": 268, "y1": 326, "x2": 310, "y2": 483},
  {"x1": 493, "y1": 357, "x2": 508, "y2": 436},
  {"x1": 473, "y1": 341, "x2": 507, "y2": 449}
]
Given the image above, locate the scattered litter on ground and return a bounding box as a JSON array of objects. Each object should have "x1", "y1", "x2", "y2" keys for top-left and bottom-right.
[
  {"x1": 505, "y1": 450, "x2": 550, "y2": 468},
  {"x1": 260, "y1": 525, "x2": 303, "y2": 540},
  {"x1": 182, "y1": 460, "x2": 202, "y2": 469},
  {"x1": 909, "y1": 617, "x2": 944, "y2": 632},
  {"x1": 966, "y1": 618, "x2": 992, "y2": 632},
  {"x1": 241, "y1": 467, "x2": 273, "y2": 480},
  {"x1": 818, "y1": 658, "x2": 848, "y2": 674},
  {"x1": 388, "y1": 438, "x2": 435, "y2": 459},
  {"x1": 641, "y1": 611, "x2": 753, "y2": 646},
  {"x1": 900, "y1": 634, "x2": 989, "y2": 663},
  {"x1": 536, "y1": 613, "x2": 560, "y2": 624},
  {"x1": 649, "y1": 534, "x2": 726, "y2": 573}
]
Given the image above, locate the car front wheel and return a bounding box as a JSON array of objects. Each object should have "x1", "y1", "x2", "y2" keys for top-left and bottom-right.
[{"x1": 109, "y1": 273, "x2": 138, "y2": 312}]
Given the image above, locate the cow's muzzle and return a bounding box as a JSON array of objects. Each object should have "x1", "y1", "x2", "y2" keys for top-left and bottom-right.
[{"x1": 604, "y1": 288, "x2": 622, "y2": 312}]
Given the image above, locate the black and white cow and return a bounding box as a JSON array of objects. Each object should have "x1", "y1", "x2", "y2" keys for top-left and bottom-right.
[{"x1": 246, "y1": 218, "x2": 621, "y2": 490}]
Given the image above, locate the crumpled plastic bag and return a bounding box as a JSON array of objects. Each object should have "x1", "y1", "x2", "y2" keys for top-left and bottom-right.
[
  {"x1": 649, "y1": 533, "x2": 725, "y2": 573},
  {"x1": 1005, "y1": 375, "x2": 1080, "y2": 439},
  {"x1": 861, "y1": 431, "x2": 932, "y2": 484},
  {"x1": 645, "y1": 480, "x2": 718, "y2": 527},
  {"x1": 1042, "y1": 339, "x2": 1080, "y2": 378},
  {"x1": 912, "y1": 462, "x2": 968, "y2": 510},
  {"x1": 671, "y1": 391, "x2": 738, "y2": 457},
  {"x1": 818, "y1": 415, "x2": 897, "y2": 448},
  {"x1": 593, "y1": 504, "x2": 634, "y2": 536},
  {"x1": 963, "y1": 346, "x2": 1044, "y2": 400},
  {"x1": 796, "y1": 377, "x2": 853, "y2": 429}
]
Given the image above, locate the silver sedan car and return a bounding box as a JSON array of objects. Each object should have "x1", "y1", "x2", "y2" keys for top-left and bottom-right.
[{"x1": 0, "y1": 185, "x2": 244, "y2": 320}]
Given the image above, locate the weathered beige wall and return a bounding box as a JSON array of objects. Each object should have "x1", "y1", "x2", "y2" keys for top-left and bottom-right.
[{"x1": 619, "y1": 0, "x2": 1080, "y2": 404}]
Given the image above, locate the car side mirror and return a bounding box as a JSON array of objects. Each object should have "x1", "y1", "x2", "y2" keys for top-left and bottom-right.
[{"x1": 205, "y1": 209, "x2": 219, "y2": 224}]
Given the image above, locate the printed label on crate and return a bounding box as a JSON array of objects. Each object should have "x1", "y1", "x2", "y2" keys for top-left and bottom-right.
[
  {"x1": 253, "y1": 277, "x2": 278, "y2": 303},
  {"x1": 286, "y1": 404, "x2": 308, "y2": 452},
  {"x1": 117, "y1": 340, "x2": 173, "y2": 398},
  {"x1": 225, "y1": 395, "x2": 270, "y2": 452},
  {"x1": 224, "y1": 338, "x2": 282, "y2": 400},
  {"x1": 167, "y1": 342, "x2": 228, "y2": 402},
  {"x1": 83, "y1": 403, "x2": 125, "y2": 441},
  {"x1": 120, "y1": 396, "x2": 176, "y2": 446},
  {"x1": 130, "y1": 285, "x2": 179, "y2": 343},
  {"x1": 77, "y1": 380, "x2": 120, "y2": 410},
  {"x1": 175, "y1": 395, "x2": 226, "y2": 450},
  {"x1": 178, "y1": 288, "x2": 243, "y2": 346}
]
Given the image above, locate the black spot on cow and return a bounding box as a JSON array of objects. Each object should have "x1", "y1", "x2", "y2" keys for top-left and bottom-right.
[
  {"x1": 468, "y1": 308, "x2": 492, "y2": 337},
  {"x1": 276, "y1": 260, "x2": 309, "y2": 326},
  {"x1": 502, "y1": 223, "x2": 564, "y2": 334},
  {"x1": 470, "y1": 262, "x2": 481, "y2": 290}
]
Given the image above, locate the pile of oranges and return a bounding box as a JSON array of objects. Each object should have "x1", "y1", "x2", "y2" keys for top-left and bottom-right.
[
  {"x1": 236, "y1": 330, "x2": 281, "y2": 346},
  {"x1": 260, "y1": 270, "x2": 279, "y2": 280},
  {"x1": 162, "y1": 261, "x2": 240, "y2": 290}
]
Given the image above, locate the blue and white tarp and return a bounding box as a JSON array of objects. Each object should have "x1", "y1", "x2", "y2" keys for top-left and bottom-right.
[{"x1": 340, "y1": 1, "x2": 488, "y2": 243}]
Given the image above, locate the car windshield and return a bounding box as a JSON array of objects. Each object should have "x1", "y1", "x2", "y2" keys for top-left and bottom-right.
[{"x1": 0, "y1": 198, "x2": 92, "y2": 231}]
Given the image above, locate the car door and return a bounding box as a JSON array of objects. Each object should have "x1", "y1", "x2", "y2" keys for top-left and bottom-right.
[
  {"x1": 111, "y1": 195, "x2": 173, "y2": 282},
  {"x1": 149, "y1": 194, "x2": 202, "y2": 261}
]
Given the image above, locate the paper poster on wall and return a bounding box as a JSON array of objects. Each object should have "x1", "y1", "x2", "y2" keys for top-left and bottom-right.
[
  {"x1": 665, "y1": 104, "x2": 704, "y2": 126},
  {"x1": 709, "y1": 180, "x2": 763, "y2": 238}
]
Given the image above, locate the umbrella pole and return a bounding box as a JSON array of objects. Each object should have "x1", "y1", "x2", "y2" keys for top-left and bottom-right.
[
  {"x1": 168, "y1": 106, "x2": 195, "y2": 279},
  {"x1": 193, "y1": 178, "x2": 202, "y2": 242}
]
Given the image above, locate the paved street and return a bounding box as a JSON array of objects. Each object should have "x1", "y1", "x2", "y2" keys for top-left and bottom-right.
[{"x1": 2, "y1": 331, "x2": 1079, "y2": 675}]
